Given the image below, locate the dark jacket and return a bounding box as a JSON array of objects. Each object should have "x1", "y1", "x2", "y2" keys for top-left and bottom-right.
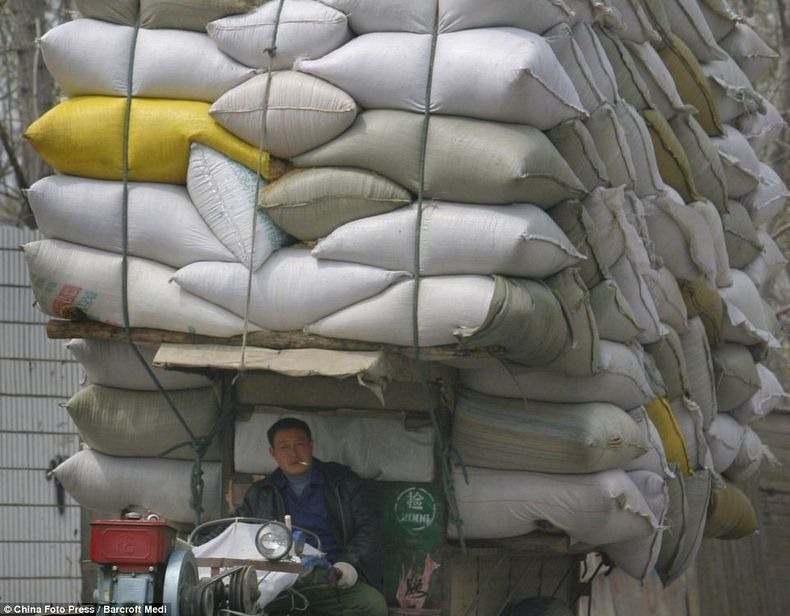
[{"x1": 231, "y1": 458, "x2": 383, "y2": 589}]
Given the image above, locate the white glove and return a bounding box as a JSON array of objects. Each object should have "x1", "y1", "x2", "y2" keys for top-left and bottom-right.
[{"x1": 332, "y1": 561, "x2": 358, "y2": 588}]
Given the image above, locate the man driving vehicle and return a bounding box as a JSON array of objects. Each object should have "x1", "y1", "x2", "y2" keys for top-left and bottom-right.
[{"x1": 230, "y1": 417, "x2": 387, "y2": 615}]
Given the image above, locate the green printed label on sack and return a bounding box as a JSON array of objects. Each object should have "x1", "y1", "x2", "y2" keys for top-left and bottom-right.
[{"x1": 395, "y1": 487, "x2": 437, "y2": 533}]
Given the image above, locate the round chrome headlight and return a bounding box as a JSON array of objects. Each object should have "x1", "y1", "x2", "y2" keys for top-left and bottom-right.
[{"x1": 255, "y1": 521, "x2": 293, "y2": 561}]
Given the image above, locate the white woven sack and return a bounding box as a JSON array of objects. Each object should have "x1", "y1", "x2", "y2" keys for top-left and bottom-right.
[
  {"x1": 690, "y1": 199, "x2": 732, "y2": 287},
  {"x1": 172, "y1": 248, "x2": 409, "y2": 332},
  {"x1": 207, "y1": 1, "x2": 351, "y2": 69},
  {"x1": 187, "y1": 144, "x2": 291, "y2": 269},
  {"x1": 27, "y1": 175, "x2": 236, "y2": 268},
  {"x1": 312, "y1": 202, "x2": 582, "y2": 278},
  {"x1": 604, "y1": 0, "x2": 662, "y2": 43},
  {"x1": 545, "y1": 23, "x2": 609, "y2": 113},
  {"x1": 585, "y1": 103, "x2": 638, "y2": 190},
  {"x1": 320, "y1": 0, "x2": 600, "y2": 35},
  {"x1": 646, "y1": 328, "x2": 690, "y2": 400},
  {"x1": 657, "y1": 470, "x2": 711, "y2": 586},
  {"x1": 610, "y1": 255, "x2": 665, "y2": 344},
  {"x1": 594, "y1": 25, "x2": 653, "y2": 112},
  {"x1": 292, "y1": 110, "x2": 586, "y2": 207},
  {"x1": 712, "y1": 343, "x2": 761, "y2": 412},
  {"x1": 722, "y1": 200, "x2": 763, "y2": 269},
  {"x1": 697, "y1": 0, "x2": 738, "y2": 40},
  {"x1": 670, "y1": 114, "x2": 729, "y2": 213},
  {"x1": 721, "y1": 301, "x2": 779, "y2": 348},
  {"x1": 710, "y1": 125, "x2": 762, "y2": 198},
  {"x1": 23, "y1": 240, "x2": 252, "y2": 337},
  {"x1": 73, "y1": 0, "x2": 262, "y2": 31},
  {"x1": 670, "y1": 396, "x2": 712, "y2": 472},
  {"x1": 458, "y1": 340, "x2": 654, "y2": 411},
  {"x1": 603, "y1": 470, "x2": 668, "y2": 580},
  {"x1": 615, "y1": 101, "x2": 666, "y2": 197},
  {"x1": 725, "y1": 428, "x2": 777, "y2": 484},
  {"x1": 642, "y1": 189, "x2": 718, "y2": 285},
  {"x1": 571, "y1": 22, "x2": 620, "y2": 104},
  {"x1": 720, "y1": 23, "x2": 780, "y2": 83},
  {"x1": 306, "y1": 276, "x2": 494, "y2": 347},
  {"x1": 719, "y1": 269, "x2": 775, "y2": 342},
  {"x1": 623, "y1": 408, "x2": 673, "y2": 476},
  {"x1": 582, "y1": 187, "x2": 628, "y2": 269},
  {"x1": 589, "y1": 279, "x2": 642, "y2": 343},
  {"x1": 743, "y1": 230, "x2": 787, "y2": 290},
  {"x1": 66, "y1": 339, "x2": 210, "y2": 391},
  {"x1": 259, "y1": 167, "x2": 412, "y2": 241},
  {"x1": 737, "y1": 95, "x2": 786, "y2": 155},
  {"x1": 40, "y1": 19, "x2": 255, "y2": 102},
  {"x1": 209, "y1": 71, "x2": 358, "y2": 159},
  {"x1": 234, "y1": 408, "x2": 434, "y2": 481},
  {"x1": 547, "y1": 119, "x2": 610, "y2": 191},
  {"x1": 625, "y1": 40, "x2": 687, "y2": 119},
  {"x1": 741, "y1": 162, "x2": 790, "y2": 227},
  {"x1": 678, "y1": 317, "x2": 718, "y2": 427},
  {"x1": 296, "y1": 28, "x2": 587, "y2": 130},
  {"x1": 52, "y1": 449, "x2": 221, "y2": 523},
  {"x1": 449, "y1": 466, "x2": 659, "y2": 546},
  {"x1": 730, "y1": 364, "x2": 790, "y2": 424},
  {"x1": 705, "y1": 413, "x2": 745, "y2": 474},
  {"x1": 452, "y1": 391, "x2": 649, "y2": 474},
  {"x1": 66, "y1": 384, "x2": 221, "y2": 460},
  {"x1": 643, "y1": 267, "x2": 688, "y2": 334},
  {"x1": 662, "y1": 0, "x2": 728, "y2": 61},
  {"x1": 702, "y1": 56, "x2": 763, "y2": 124}
]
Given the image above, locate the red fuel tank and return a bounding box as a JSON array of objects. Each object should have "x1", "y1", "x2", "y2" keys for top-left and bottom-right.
[{"x1": 90, "y1": 519, "x2": 177, "y2": 572}]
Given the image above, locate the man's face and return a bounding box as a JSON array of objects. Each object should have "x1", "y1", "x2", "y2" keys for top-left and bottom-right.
[{"x1": 270, "y1": 427, "x2": 313, "y2": 475}]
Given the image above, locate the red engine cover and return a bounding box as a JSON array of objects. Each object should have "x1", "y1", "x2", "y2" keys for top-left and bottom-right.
[{"x1": 90, "y1": 520, "x2": 177, "y2": 570}]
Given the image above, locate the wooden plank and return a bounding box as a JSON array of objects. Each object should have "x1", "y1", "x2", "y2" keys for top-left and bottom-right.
[
  {"x1": 476, "y1": 554, "x2": 514, "y2": 615},
  {"x1": 239, "y1": 373, "x2": 442, "y2": 411},
  {"x1": 45, "y1": 319, "x2": 503, "y2": 360},
  {"x1": 447, "y1": 532, "x2": 571, "y2": 556},
  {"x1": 442, "y1": 548, "x2": 480, "y2": 616}
]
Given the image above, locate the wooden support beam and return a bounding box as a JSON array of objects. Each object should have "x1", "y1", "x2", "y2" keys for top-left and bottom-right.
[
  {"x1": 45, "y1": 319, "x2": 503, "y2": 360},
  {"x1": 446, "y1": 531, "x2": 572, "y2": 556}
]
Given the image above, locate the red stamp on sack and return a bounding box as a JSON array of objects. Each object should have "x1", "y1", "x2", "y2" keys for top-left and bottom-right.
[{"x1": 52, "y1": 284, "x2": 82, "y2": 316}]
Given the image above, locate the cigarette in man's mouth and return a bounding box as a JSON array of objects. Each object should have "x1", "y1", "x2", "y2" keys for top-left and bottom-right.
[{"x1": 297, "y1": 460, "x2": 309, "y2": 466}]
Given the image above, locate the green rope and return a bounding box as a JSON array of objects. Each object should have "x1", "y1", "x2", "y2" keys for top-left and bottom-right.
[
  {"x1": 118, "y1": 14, "x2": 196, "y2": 441},
  {"x1": 411, "y1": 3, "x2": 467, "y2": 551},
  {"x1": 237, "y1": 0, "x2": 286, "y2": 379}
]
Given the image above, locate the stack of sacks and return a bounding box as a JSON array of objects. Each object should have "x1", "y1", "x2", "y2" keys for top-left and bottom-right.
[
  {"x1": 27, "y1": 1, "x2": 283, "y2": 524},
  {"x1": 53, "y1": 338, "x2": 226, "y2": 522},
  {"x1": 24, "y1": 0, "x2": 786, "y2": 570},
  {"x1": 201, "y1": 1, "x2": 692, "y2": 583}
]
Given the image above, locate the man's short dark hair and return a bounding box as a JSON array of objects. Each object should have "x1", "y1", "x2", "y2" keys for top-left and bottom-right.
[{"x1": 267, "y1": 417, "x2": 312, "y2": 447}]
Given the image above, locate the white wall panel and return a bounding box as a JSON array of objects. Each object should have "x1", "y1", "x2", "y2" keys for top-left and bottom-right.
[
  {"x1": 0, "y1": 505, "x2": 80, "y2": 541},
  {"x1": 0, "y1": 432, "x2": 80, "y2": 469},
  {"x1": 0, "y1": 578, "x2": 81, "y2": 603},
  {"x1": 2, "y1": 226, "x2": 83, "y2": 603},
  {"x1": 0, "y1": 396, "x2": 80, "y2": 433}
]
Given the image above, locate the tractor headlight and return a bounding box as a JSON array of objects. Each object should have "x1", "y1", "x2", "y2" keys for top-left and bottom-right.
[{"x1": 255, "y1": 522, "x2": 293, "y2": 561}]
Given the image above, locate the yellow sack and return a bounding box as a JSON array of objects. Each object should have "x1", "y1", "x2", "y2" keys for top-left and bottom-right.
[
  {"x1": 659, "y1": 34, "x2": 724, "y2": 137},
  {"x1": 25, "y1": 96, "x2": 285, "y2": 184},
  {"x1": 645, "y1": 396, "x2": 693, "y2": 476},
  {"x1": 642, "y1": 109, "x2": 700, "y2": 204},
  {"x1": 705, "y1": 481, "x2": 758, "y2": 539}
]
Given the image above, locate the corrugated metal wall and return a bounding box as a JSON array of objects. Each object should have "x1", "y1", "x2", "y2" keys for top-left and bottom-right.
[{"x1": 0, "y1": 225, "x2": 82, "y2": 601}]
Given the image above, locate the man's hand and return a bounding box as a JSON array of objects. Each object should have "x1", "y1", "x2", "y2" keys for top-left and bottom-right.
[{"x1": 330, "y1": 561, "x2": 358, "y2": 588}]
